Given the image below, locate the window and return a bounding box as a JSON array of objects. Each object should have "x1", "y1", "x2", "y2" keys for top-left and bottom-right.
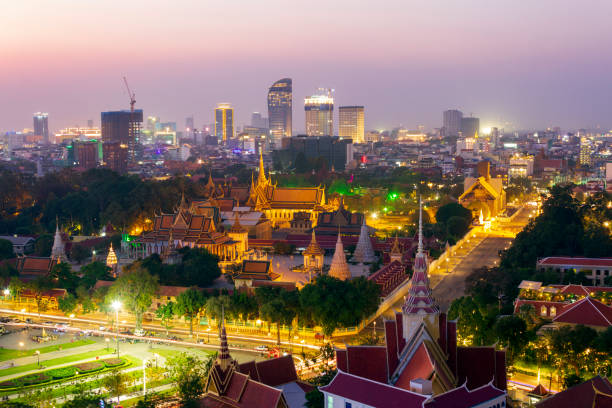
[
  {"x1": 540, "y1": 305, "x2": 547, "y2": 316},
  {"x1": 550, "y1": 306, "x2": 557, "y2": 317},
  {"x1": 327, "y1": 395, "x2": 333, "y2": 408},
  {"x1": 345, "y1": 403, "x2": 352, "y2": 408}
]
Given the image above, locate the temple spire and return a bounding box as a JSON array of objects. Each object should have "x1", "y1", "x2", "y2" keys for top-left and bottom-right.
[
  {"x1": 51, "y1": 217, "x2": 66, "y2": 262},
  {"x1": 257, "y1": 150, "x2": 267, "y2": 186},
  {"x1": 352, "y1": 216, "x2": 376, "y2": 263},
  {"x1": 418, "y1": 197, "x2": 423, "y2": 254},
  {"x1": 329, "y1": 231, "x2": 351, "y2": 280},
  {"x1": 218, "y1": 306, "x2": 231, "y2": 370}
]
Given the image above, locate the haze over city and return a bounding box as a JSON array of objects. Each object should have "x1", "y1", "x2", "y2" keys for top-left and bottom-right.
[{"x1": 3, "y1": 0, "x2": 612, "y2": 131}]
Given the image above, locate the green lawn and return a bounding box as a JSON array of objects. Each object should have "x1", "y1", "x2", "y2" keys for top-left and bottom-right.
[
  {"x1": 0, "y1": 348, "x2": 110, "y2": 377},
  {"x1": 153, "y1": 347, "x2": 213, "y2": 360},
  {"x1": 0, "y1": 339, "x2": 95, "y2": 361}
]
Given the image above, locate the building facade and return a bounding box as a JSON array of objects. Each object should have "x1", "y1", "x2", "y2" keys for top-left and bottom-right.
[
  {"x1": 268, "y1": 78, "x2": 292, "y2": 148},
  {"x1": 214, "y1": 103, "x2": 234, "y2": 143},
  {"x1": 443, "y1": 109, "x2": 463, "y2": 136},
  {"x1": 461, "y1": 116, "x2": 480, "y2": 138},
  {"x1": 101, "y1": 109, "x2": 143, "y2": 161},
  {"x1": 33, "y1": 112, "x2": 49, "y2": 144},
  {"x1": 102, "y1": 141, "x2": 128, "y2": 174},
  {"x1": 305, "y1": 88, "x2": 334, "y2": 137},
  {"x1": 338, "y1": 106, "x2": 364, "y2": 143}
]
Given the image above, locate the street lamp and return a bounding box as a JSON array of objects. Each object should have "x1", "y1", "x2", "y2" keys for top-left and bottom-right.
[
  {"x1": 300, "y1": 339, "x2": 305, "y2": 354},
  {"x1": 105, "y1": 337, "x2": 110, "y2": 351},
  {"x1": 3, "y1": 288, "x2": 9, "y2": 300},
  {"x1": 35, "y1": 350, "x2": 40, "y2": 367},
  {"x1": 112, "y1": 300, "x2": 121, "y2": 357},
  {"x1": 18, "y1": 341, "x2": 24, "y2": 357}
]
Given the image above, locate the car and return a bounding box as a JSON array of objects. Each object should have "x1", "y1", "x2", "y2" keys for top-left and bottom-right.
[
  {"x1": 25, "y1": 318, "x2": 33, "y2": 324},
  {"x1": 98, "y1": 326, "x2": 107, "y2": 331},
  {"x1": 255, "y1": 345, "x2": 268, "y2": 351},
  {"x1": 134, "y1": 329, "x2": 145, "y2": 337},
  {"x1": 0, "y1": 317, "x2": 11, "y2": 323}
]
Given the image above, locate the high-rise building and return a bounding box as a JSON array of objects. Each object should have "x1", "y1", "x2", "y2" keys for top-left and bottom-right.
[
  {"x1": 33, "y1": 112, "x2": 49, "y2": 144},
  {"x1": 215, "y1": 103, "x2": 234, "y2": 143},
  {"x1": 267, "y1": 78, "x2": 292, "y2": 147},
  {"x1": 102, "y1": 141, "x2": 128, "y2": 174},
  {"x1": 87, "y1": 119, "x2": 94, "y2": 128},
  {"x1": 338, "y1": 106, "x2": 364, "y2": 143},
  {"x1": 304, "y1": 88, "x2": 334, "y2": 137},
  {"x1": 251, "y1": 112, "x2": 268, "y2": 129},
  {"x1": 461, "y1": 116, "x2": 480, "y2": 138},
  {"x1": 185, "y1": 116, "x2": 194, "y2": 131},
  {"x1": 580, "y1": 136, "x2": 593, "y2": 167},
  {"x1": 101, "y1": 110, "x2": 143, "y2": 161},
  {"x1": 73, "y1": 141, "x2": 99, "y2": 170},
  {"x1": 443, "y1": 109, "x2": 463, "y2": 136}
]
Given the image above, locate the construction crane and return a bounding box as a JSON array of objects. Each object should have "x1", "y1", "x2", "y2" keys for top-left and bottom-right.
[{"x1": 123, "y1": 76, "x2": 136, "y2": 112}]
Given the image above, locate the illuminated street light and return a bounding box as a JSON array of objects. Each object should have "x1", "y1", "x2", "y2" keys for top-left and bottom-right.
[{"x1": 35, "y1": 350, "x2": 40, "y2": 367}]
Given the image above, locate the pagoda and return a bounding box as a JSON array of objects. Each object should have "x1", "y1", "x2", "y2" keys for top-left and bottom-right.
[
  {"x1": 351, "y1": 217, "x2": 376, "y2": 263},
  {"x1": 50, "y1": 219, "x2": 66, "y2": 262},
  {"x1": 106, "y1": 243, "x2": 118, "y2": 276},
  {"x1": 328, "y1": 233, "x2": 351, "y2": 281},
  {"x1": 303, "y1": 230, "x2": 324, "y2": 271},
  {"x1": 402, "y1": 198, "x2": 440, "y2": 341}
]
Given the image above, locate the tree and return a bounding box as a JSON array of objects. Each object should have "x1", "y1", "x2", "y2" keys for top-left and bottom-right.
[
  {"x1": 49, "y1": 262, "x2": 78, "y2": 293},
  {"x1": 166, "y1": 353, "x2": 211, "y2": 407},
  {"x1": 446, "y1": 216, "x2": 470, "y2": 237},
  {"x1": 156, "y1": 301, "x2": 176, "y2": 335},
  {"x1": 28, "y1": 276, "x2": 53, "y2": 315},
  {"x1": 435, "y1": 203, "x2": 472, "y2": 225},
  {"x1": 70, "y1": 244, "x2": 90, "y2": 264},
  {"x1": 596, "y1": 326, "x2": 612, "y2": 354},
  {"x1": 563, "y1": 373, "x2": 583, "y2": 389},
  {"x1": 8, "y1": 276, "x2": 25, "y2": 300},
  {"x1": 106, "y1": 264, "x2": 159, "y2": 330},
  {"x1": 551, "y1": 325, "x2": 597, "y2": 375},
  {"x1": 76, "y1": 285, "x2": 96, "y2": 314},
  {"x1": 79, "y1": 261, "x2": 113, "y2": 289},
  {"x1": 63, "y1": 395, "x2": 105, "y2": 408},
  {"x1": 176, "y1": 248, "x2": 221, "y2": 287},
  {"x1": 0, "y1": 238, "x2": 14, "y2": 260},
  {"x1": 175, "y1": 288, "x2": 206, "y2": 335},
  {"x1": 102, "y1": 369, "x2": 129, "y2": 404},
  {"x1": 58, "y1": 293, "x2": 78, "y2": 316},
  {"x1": 493, "y1": 315, "x2": 533, "y2": 362},
  {"x1": 34, "y1": 234, "x2": 54, "y2": 257},
  {"x1": 260, "y1": 299, "x2": 287, "y2": 345},
  {"x1": 205, "y1": 295, "x2": 231, "y2": 329}
]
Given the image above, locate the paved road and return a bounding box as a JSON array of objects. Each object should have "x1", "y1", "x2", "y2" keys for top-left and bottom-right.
[{"x1": 433, "y1": 236, "x2": 512, "y2": 311}]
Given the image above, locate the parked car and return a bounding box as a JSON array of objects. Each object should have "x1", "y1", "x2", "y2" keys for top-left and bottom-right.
[{"x1": 255, "y1": 345, "x2": 268, "y2": 351}]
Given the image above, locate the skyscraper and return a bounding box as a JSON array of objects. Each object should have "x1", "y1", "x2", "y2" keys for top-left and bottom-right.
[
  {"x1": 251, "y1": 112, "x2": 268, "y2": 129},
  {"x1": 215, "y1": 103, "x2": 234, "y2": 143},
  {"x1": 101, "y1": 110, "x2": 143, "y2": 152},
  {"x1": 267, "y1": 78, "x2": 292, "y2": 147},
  {"x1": 338, "y1": 106, "x2": 364, "y2": 143},
  {"x1": 461, "y1": 116, "x2": 480, "y2": 138},
  {"x1": 101, "y1": 109, "x2": 143, "y2": 165},
  {"x1": 443, "y1": 109, "x2": 463, "y2": 136},
  {"x1": 33, "y1": 112, "x2": 49, "y2": 144},
  {"x1": 304, "y1": 88, "x2": 334, "y2": 137}
]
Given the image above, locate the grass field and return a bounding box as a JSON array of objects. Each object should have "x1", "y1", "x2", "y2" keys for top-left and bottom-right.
[
  {"x1": 153, "y1": 347, "x2": 213, "y2": 360},
  {"x1": 0, "y1": 339, "x2": 95, "y2": 361},
  {"x1": 0, "y1": 348, "x2": 109, "y2": 378}
]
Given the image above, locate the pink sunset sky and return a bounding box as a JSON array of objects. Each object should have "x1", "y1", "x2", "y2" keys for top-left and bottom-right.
[{"x1": 1, "y1": 0, "x2": 612, "y2": 132}]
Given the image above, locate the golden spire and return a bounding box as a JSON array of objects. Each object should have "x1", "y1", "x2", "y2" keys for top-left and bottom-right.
[{"x1": 257, "y1": 150, "x2": 267, "y2": 186}]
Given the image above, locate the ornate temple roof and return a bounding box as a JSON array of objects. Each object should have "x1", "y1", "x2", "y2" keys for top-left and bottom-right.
[
  {"x1": 303, "y1": 230, "x2": 324, "y2": 256},
  {"x1": 352, "y1": 217, "x2": 376, "y2": 263},
  {"x1": 402, "y1": 199, "x2": 439, "y2": 315}
]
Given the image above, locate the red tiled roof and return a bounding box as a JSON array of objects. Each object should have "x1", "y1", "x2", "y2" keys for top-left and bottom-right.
[
  {"x1": 394, "y1": 343, "x2": 433, "y2": 390},
  {"x1": 529, "y1": 384, "x2": 549, "y2": 396},
  {"x1": 456, "y1": 347, "x2": 499, "y2": 390},
  {"x1": 536, "y1": 376, "x2": 612, "y2": 408},
  {"x1": 238, "y1": 355, "x2": 298, "y2": 387},
  {"x1": 345, "y1": 346, "x2": 388, "y2": 383},
  {"x1": 553, "y1": 297, "x2": 612, "y2": 327},
  {"x1": 514, "y1": 300, "x2": 568, "y2": 318},
  {"x1": 320, "y1": 370, "x2": 428, "y2": 408},
  {"x1": 549, "y1": 284, "x2": 612, "y2": 295},
  {"x1": 538, "y1": 257, "x2": 612, "y2": 268},
  {"x1": 199, "y1": 371, "x2": 284, "y2": 408},
  {"x1": 425, "y1": 383, "x2": 505, "y2": 408}
]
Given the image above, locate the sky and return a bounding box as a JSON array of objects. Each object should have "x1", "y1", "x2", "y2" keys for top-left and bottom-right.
[{"x1": 1, "y1": 0, "x2": 612, "y2": 133}]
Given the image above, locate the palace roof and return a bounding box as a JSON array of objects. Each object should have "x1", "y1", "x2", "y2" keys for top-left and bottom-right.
[
  {"x1": 537, "y1": 256, "x2": 612, "y2": 267},
  {"x1": 552, "y1": 296, "x2": 612, "y2": 327},
  {"x1": 424, "y1": 382, "x2": 505, "y2": 408},
  {"x1": 15, "y1": 256, "x2": 55, "y2": 276},
  {"x1": 536, "y1": 375, "x2": 612, "y2": 408},
  {"x1": 320, "y1": 370, "x2": 428, "y2": 408}
]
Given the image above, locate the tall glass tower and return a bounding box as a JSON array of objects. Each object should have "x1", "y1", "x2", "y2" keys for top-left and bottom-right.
[
  {"x1": 33, "y1": 112, "x2": 49, "y2": 144},
  {"x1": 304, "y1": 88, "x2": 334, "y2": 137},
  {"x1": 267, "y1": 78, "x2": 292, "y2": 148},
  {"x1": 215, "y1": 103, "x2": 234, "y2": 143}
]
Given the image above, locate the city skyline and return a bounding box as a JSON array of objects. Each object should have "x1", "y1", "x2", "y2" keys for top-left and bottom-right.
[{"x1": 2, "y1": 1, "x2": 612, "y2": 132}]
